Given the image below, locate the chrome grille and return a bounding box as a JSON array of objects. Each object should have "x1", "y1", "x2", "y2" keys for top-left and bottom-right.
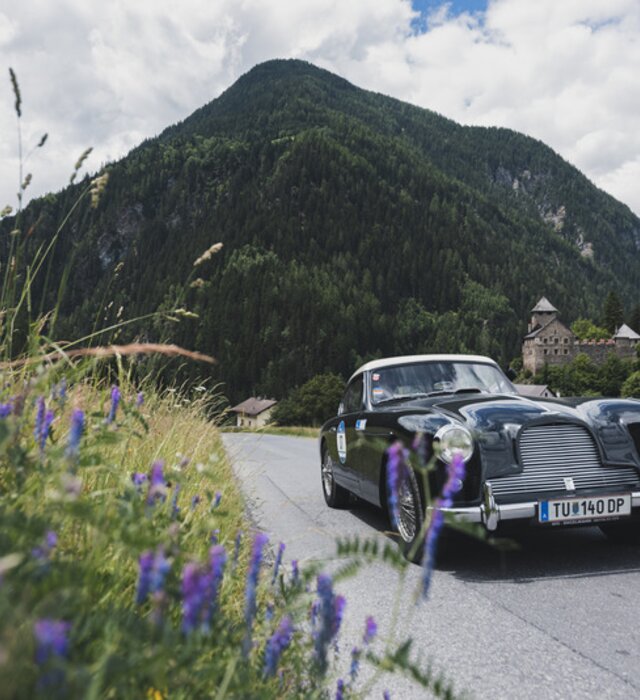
[{"x1": 488, "y1": 424, "x2": 640, "y2": 501}]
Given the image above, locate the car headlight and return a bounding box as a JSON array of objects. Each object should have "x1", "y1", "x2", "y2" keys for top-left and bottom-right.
[{"x1": 434, "y1": 424, "x2": 474, "y2": 463}]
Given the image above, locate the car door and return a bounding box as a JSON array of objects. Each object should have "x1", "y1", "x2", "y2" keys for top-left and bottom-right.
[{"x1": 331, "y1": 374, "x2": 365, "y2": 493}]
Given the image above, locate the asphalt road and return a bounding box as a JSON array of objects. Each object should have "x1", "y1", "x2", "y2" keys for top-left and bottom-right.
[{"x1": 222, "y1": 432, "x2": 640, "y2": 699}]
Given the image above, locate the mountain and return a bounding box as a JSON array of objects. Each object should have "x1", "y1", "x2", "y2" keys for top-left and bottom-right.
[{"x1": 3, "y1": 59, "x2": 640, "y2": 400}]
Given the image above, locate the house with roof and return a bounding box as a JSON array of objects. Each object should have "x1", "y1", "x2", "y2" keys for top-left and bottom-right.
[
  {"x1": 514, "y1": 383, "x2": 556, "y2": 398},
  {"x1": 522, "y1": 297, "x2": 640, "y2": 374},
  {"x1": 230, "y1": 397, "x2": 277, "y2": 429}
]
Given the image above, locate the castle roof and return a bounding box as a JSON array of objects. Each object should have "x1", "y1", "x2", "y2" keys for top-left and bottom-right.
[
  {"x1": 531, "y1": 296, "x2": 558, "y2": 313},
  {"x1": 614, "y1": 323, "x2": 640, "y2": 340}
]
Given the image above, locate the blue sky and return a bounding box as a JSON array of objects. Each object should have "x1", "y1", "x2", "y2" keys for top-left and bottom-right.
[{"x1": 412, "y1": 0, "x2": 489, "y2": 26}]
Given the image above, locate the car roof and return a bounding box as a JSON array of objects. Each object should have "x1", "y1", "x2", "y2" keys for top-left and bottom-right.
[{"x1": 349, "y1": 354, "x2": 500, "y2": 383}]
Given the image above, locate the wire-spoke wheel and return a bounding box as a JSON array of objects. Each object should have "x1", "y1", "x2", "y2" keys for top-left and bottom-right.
[
  {"x1": 321, "y1": 447, "x2": 350, "y2": 508},
  {"x1": 387, "y1": 466, "x2": 424, "y2": 563}
]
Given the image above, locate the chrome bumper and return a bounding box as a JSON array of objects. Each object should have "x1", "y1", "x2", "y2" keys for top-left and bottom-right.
[{"x1": 439, "y1": 484, "x2": 640, "y2": 532}]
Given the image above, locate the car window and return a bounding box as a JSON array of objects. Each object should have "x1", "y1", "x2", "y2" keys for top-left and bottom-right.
[
  {"x1": 341, "y1": 375, "x2": 364, "y2": 414},
  {"x1": 370, "y1": 361, "x2": 516, "y2": 405}
]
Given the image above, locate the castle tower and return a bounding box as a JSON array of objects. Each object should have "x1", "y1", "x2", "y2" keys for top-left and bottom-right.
[{"x1": 529, "y1": 296, "x2": 558, "y2": 333}]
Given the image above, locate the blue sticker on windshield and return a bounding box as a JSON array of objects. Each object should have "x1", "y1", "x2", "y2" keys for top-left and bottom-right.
[
  {"x1": 355, "y1": 419, "x2": 367, "y2": 431},
  {"x1": 337, "y1": 420, "x2": 347, "y2": 464}
]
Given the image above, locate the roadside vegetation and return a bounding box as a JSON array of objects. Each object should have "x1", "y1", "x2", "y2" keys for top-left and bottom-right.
[{"x1": 0, "y1": 70, "x2": 465, "y2": 699}]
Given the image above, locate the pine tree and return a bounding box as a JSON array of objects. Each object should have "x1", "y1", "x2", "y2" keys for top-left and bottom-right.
[{"x1": 603, "y1": 291, "x2": 624, "y2": 335}]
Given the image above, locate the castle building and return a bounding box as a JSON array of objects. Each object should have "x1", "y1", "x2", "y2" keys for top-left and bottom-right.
[{"x1": 522, "y1": 297, "x2": 640, "y2": 374}]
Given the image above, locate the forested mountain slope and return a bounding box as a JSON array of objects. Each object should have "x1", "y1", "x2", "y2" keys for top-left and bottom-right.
[{"x1": 3, "y1": 59, "x2": 640, "y2": 400}]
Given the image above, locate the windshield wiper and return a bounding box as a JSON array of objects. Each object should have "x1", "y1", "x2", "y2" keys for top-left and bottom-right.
[{"x1": 375, "y1": 392, "x2": 432, "y2": 405}]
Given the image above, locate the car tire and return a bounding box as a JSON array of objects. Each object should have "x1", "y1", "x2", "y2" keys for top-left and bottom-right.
[
  {"x1": 321, "y1": 447, "x2": 350, "y2": 508},
  {"x1": 387, "y1": 466, "x2": 425, "y2": 563},
  {"x1": 599, "y1": 521, "x2": 640, "y2": 544}
]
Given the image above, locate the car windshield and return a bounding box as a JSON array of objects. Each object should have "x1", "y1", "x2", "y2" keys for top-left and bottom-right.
[{"x1": 369, "y1": 361, "x2": 516, "y2": 405}]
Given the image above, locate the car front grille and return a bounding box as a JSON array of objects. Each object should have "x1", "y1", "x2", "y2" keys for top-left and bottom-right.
[{"x1": 487, "y1": 423, "x2": 640, "y2": 502}]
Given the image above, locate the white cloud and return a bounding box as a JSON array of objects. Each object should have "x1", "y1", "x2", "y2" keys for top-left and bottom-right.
[{"x1": 1, "y1": 0, "x2": 639, "y2": 217}]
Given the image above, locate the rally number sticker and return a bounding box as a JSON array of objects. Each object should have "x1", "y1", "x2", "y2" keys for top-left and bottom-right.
[{"x1": 337, "y1": 420, "x2": 347, "y2": 464}]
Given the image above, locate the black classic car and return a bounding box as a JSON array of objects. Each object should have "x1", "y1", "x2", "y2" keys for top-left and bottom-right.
[{"x1": 319, "y1": 354, "x2": 640, "y2": 553}]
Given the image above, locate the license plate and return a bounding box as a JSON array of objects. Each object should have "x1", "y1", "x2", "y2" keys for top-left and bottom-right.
[{"x1": 538, "y1": 493, "x2": 631, "y2": 523}]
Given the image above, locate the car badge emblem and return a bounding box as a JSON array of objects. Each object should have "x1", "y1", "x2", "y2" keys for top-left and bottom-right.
[{"x1": 563, "y1": 477, "x2": 575, "y2": 491}]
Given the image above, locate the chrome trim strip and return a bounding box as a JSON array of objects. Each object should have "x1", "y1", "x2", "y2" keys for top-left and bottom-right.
[{"x1": 439, "y1": 490, "x2": 640, "y2": 529}]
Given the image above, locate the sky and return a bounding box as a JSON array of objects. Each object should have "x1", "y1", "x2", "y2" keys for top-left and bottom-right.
[{"x1": 1, "y1": 0, "x2": 639, "y2": 217}]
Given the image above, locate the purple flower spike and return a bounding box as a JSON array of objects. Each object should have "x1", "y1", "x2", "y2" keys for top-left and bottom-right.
[
  {"x1": 208, "y1": 544, "x2": 227, "y2": 621},
  {"x1": 386, "y1": 441, "x2": 409, "y2": 529},
  {"x1": 350, "y1": 647, "x2": 361, "y2": 681},
  {"x1": 34, "y1": 619, "x2": 70, "y2": 665},
  {"x1": 272, "y1": 542, "x2": 285, "y2": 585},
  {"x1": 210, "y1": 529, "x2": 220, "y2": 544},
  {"x1": 363, "y1": 615, "x2": 377, "y2": 645},
  {"x1": 136, "y1": 548, "x2": 170, "y2": 605},
  {"x1": 131, "y1": 472, "x2": 148, "y2": 491},
  {"x1": 421, "y1": 452, "x2": 466, "y2": 599},
  {"x1": 39, "y1": 409, "x2": 54, "y2": 453},
  {"x1": 243, "y1": 532, "x2": 269, "y2": 655},
  {"x1": 181, "y1": 563, "x2": 209, "y2": 635},
  {"x1": 146, "y1": 461, "x2": 167, "y2": 505},
  {"x1": 212, "y1": 491, "x2": 222, "y2": 509},
  {"x1": 384, "y1": 692, "x2": 391, "y2": 700},
  {"x1": 0, "y1": 402, "x2": 12, "y2": 418},
  {"x1": 32, "y1": 530, "x2": 58, "y2": 563},
  {"x1": 34, "y1": 396, "x2": 45, "y2": 443},
  {"x1": 66, "y1": 409, "x2": 84, "y2": 459},
  {"x1": 291, "y1": 559, "x2": 299, "y2": 586},
  {"x1": 313, "y1": 573, "x2": 345, "y2": 672},
  {"x1": 106, "y1": 385, "x2": 120, "y2": 424},
  {"x1": 263, "y1": 615, "x2": 294, "y2": 677},
  {"x1": 191, "y1": 495, "x2": 200, "y2": 510},
  {"x1": 136, "y1": 391, "x2": 144, "y2": 407},
  {"x1": 336, "y1": 678, "x2": 345, "y2": 700}
]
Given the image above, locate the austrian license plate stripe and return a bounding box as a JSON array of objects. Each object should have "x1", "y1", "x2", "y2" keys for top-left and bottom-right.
[{"x1": 538, "y1": 493, "x2": 631, "y2": 523}]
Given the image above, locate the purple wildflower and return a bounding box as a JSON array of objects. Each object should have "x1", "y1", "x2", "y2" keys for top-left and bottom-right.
[
  {"x1": 58, "y1": 378, "x2": 67, "y2": 407},
  {"x1": 106, "y1": 385, "x2": 120, "y2": 424},
  {"x1": 136, "y1": 548, "x2": 170, "y2": 605},
  {"x1": 34, "y1": 619, "x2": 70, "y2": 665},
  {"x1": 243, "y1": 532, "x2": 269, "y2": 655},
  {"x1": 191, "y1": 494, "x2": 200, "y2": 510},
  {"x1": 263, "y1": 615, "x2": 294, "y2": 677},
  {"x1": 363, "y1": 615, "x2": 377, "y2": 645},
  {"x1": 66, "y1": 409, "x2": 84, "y2": 459},
  {"x1": 350, "y1": 647, "x2": 361, "y2": 681},
  {"x1": 314, "y1": 573, "x2": 345, "y2": 672},
  {"x1": 291, "y1": 559, "x2": 299, "y2": 586},
  {"x1": 131, "y1": 472, "x2": 148, "y2": 491},
  {"x1": 0, "y1": 401, "x2": 12, "y2": 418},
  {"x1": 272, "y1": 541, "x2": 285, "y2": 585},
  {"x1": 336, "y1": 678, "x2": 345, "y2": 700},
  {"x1": 212, "y1": 491, "x2": 222, "y2": 509},
  {"x1": 384, "y1": 692, "x2": 391, "y2": 700},
  {"x1": 38, "y1": 409, "x2": 54, "y2": 453},
  {"x1": 207, "y1": 544, "x2": 227, "y2": 623},
  {"x1": 265, "y1": 603, "x2": 274, "y2": 622},
  {"x1": 170, "y1": 484, "x2": 181, "y2": 518},
  {"x1": 34, "y1": 396, "x2": 45, "y2": 443},
  {"x1": 412, "y1": 431, "x2": 430, "y2": 466},
  {"x1": 146, "y1": 460, "x2": 166, "y2": 505},
  {"x1": 386, "y1": 441, "x2": 409, "y2": 528},
  {"x1": 181, "y1": 563, "x2": 209, "y2": 634},
  {"x1": 32, "y1": 530, "x2": 58, "y2": 563},
  {"x1": 421, "y1": 452, "x2": 466, "y2": 599},
  {"x1": 210, "y1": 529, "x2": 220, "y2": 544},
  {"x1": 136, "y1": 391, "x2": 144, "y2": 407}
]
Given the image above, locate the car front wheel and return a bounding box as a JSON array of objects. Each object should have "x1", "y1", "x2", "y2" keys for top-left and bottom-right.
[
  {"x1": 388, "y1": 467, "x2": 425, "y2": 563},
  {"x1": 321, "y1": 448, "x2": 350, "y2": 508}
]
